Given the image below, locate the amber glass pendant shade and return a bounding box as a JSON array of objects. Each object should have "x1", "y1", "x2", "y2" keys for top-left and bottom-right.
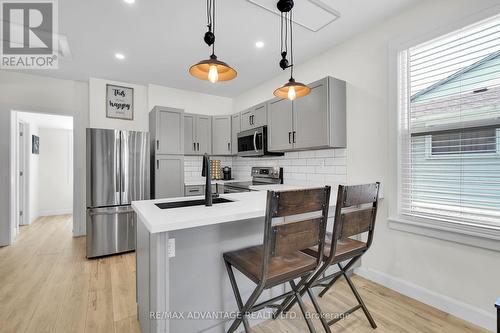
[
  {"x1": 189, "y1": 55, "x2": 237, "y2": 83},
  {"x1": 273, "y1": 78, "x2": 311, "y2": 100}
]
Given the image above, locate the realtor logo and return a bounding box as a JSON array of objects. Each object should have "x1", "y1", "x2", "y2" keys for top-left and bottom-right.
[{"x1": 1, "y1": 0, "x2": 58, "y2": 69}]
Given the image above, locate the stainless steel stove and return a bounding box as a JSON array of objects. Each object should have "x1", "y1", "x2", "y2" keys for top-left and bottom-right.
[{"x1": 223, "y1": 167, "x2": 283, "y2": 193}]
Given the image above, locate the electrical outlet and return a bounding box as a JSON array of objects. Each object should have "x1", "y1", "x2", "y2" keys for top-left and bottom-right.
[{"x1": 168, "y1": 238, "x2": 175, "y2": 258}]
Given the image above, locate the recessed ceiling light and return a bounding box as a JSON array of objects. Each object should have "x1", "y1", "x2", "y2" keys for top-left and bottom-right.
[
  {"x1": 123, "y1": 0, "x2": 135, "y2": 4},
  {"x1": 255, "y1": 41, "x2": 265, "y2": 48},
  {"x1": 115, "y1": 53, "x2": 125, "y2": 60}
]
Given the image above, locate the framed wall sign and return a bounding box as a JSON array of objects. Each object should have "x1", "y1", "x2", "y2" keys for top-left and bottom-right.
[{"x1": 106, "y1": 84, "x2": 134, "y2": 120}]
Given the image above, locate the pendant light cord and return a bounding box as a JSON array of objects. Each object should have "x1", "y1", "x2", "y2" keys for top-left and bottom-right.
[
  {"x1": 207, "y1": 0, "x2": 216, "y2": 55},
  {"x1": 289, "y1": 9, "x2": 294, "y2": 78}
]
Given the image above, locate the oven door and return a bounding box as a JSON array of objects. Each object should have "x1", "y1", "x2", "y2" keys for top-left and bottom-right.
[{"x1": 237, "y1": 127, "x2": 264, "y2": 157}]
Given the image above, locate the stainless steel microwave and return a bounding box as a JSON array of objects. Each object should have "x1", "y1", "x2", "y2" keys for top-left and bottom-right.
[{"x1": 237, "y1": 126, "x2": 283, "y2": 157}]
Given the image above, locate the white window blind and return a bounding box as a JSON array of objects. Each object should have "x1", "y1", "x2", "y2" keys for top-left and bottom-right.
[{"x1": 399, "y1": 14, "x2": 500, "y2": 228}]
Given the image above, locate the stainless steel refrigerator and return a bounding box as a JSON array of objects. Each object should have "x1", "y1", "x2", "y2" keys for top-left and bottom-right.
[{"x1": 86, "y1": 128, "x2": 149, "y2": 258}]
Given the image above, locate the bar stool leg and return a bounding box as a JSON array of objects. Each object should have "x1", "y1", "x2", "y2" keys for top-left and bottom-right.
[
  {"x1": 342, "y1": 268, "x2": 377, "y2": 328},
  {"x1": 273, "y1": 276, "x2": 309, "y2": 319},
  {"x1": 306, "y1": 287, "x2": 332, "y2": 333},
  {"x1": 290, "y1": 280, "x2": 317, "y2": 333},
  {"x1": 224, "y1": 260, "x2": 256, "y2": 333}
]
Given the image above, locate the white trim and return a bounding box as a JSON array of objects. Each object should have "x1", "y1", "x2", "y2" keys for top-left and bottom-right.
[
  {"x1": 354, "y1": 266, "x2": 496, "y2": 332},
  {"x1": 388, "y1": 215, "x2": 500, "y2": 252},
  {"x1": 37, "y1": 209, "x2": 73, "y2": 217}
]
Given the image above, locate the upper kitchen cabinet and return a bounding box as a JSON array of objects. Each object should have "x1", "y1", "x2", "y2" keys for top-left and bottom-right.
[
  {"x1": 149, "y1": 106, "x2": 184, "y2": 155},
  {"x1": 267, "y1": 98, "x2": 293, "y2": 151},
  {"x1": 212, "y1": 115, "x2": 232, "y2": 155},
  {"x1": 267, "y1": 76, "x2": 346, "y2": 152},
  {"x1": 231, "y1": 113, "x2": 240, "y2": 155},
  {"x1": 240, "y1": 102, "x2": 267, "y2": 131},
  {"x1": 184, "y1": 113, "x2": 212, "y2": 155}
]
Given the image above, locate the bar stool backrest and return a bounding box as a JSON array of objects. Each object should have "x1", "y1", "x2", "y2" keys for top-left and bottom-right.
[
  {"x1": 260, "y1": 187, "x2": 331, "y2": 282},
  {"x1": 328, "y1": 183, "x2": 380, "y2": 260}
]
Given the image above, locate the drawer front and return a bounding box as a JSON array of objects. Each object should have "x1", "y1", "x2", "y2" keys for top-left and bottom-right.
[{"x1": 185, "y1": 185, "x2": 204, "y2": 196}]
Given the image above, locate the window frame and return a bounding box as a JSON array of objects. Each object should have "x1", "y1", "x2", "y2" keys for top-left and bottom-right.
[
  {"x1": 424, "y1": 127, "x2": 500, "y2": 159},
  {"x1": 387, "y1": 6, "x2": 500, "y2": 251}
]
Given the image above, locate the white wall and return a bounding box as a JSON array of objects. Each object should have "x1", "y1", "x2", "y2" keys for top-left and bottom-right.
[
  {"x1": 38, "y1": 128, "x2": 73, "y2": 216},
  {"x1": 89, "y1": 77, "x2": 149, "y2": 131},
  {"x1": 233, "y1": 0, "x2": 500, "y2": 330},
  {"x1": 1, "y1": 70, "x2": 88, "y2": 243},
  {"x1": 148, "y1": 84, "x2": 233, "y2": 116}
]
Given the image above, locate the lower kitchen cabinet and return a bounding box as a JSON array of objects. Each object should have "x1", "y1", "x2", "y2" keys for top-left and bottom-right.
[
  {"x1": 153, "y1": 155, "x2": 184, "y2": 199},
  {"x1": 212, "y1": 115, "x2": 232, "y2": 155}
]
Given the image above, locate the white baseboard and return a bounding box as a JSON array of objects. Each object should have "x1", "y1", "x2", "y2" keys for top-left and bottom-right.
[
  {"x1": 37, "y1": 208, "x2": 73, "y2": 217},
  {"x1": 354, "y1": 267, "x2": 495, "y2": 332}
]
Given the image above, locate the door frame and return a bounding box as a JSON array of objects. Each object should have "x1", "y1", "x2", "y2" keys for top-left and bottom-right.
[
  {"x1": 15, "y1": 120, "x2": 29, "y2": 234},
  {"x1": 8, "y1": 109, "x2": 81, "y2": 245}
]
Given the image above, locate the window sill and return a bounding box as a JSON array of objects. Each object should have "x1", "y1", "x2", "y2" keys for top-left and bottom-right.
[{"x1": 388, "y1": 215, "x2": 500, "y2": 252}]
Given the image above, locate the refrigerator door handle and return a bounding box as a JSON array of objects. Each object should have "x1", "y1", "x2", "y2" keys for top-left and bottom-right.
[
  {"x1": 88, "y1": 207, "x2": 135, "y2": 216},
  {"x1": 120, "y1": 131, "x2": 130, "y2": 205},
  {"x1": 115, "y1": 132, "x2": 121, "y2": 203}
]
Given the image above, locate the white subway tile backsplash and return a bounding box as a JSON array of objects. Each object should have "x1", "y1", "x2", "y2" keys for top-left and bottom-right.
[{"x1": 184, "y1": 148, "x2": 347, "y2": 187}]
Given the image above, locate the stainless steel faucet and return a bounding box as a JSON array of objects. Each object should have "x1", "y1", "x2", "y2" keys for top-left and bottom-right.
[{"x1": 202, "y1": 153, "x2": 212, "y2": 206}]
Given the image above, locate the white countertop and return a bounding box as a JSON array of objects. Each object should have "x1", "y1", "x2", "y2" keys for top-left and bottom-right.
[
  {"x1": 184, "y1": 179, "x2": 251, "y2": 186},
  {"x1": 132, "y1": 185, "x2": 338, "y2": 234}
]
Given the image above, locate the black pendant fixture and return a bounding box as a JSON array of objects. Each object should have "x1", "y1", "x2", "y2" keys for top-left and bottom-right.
[
  {"x1": 189, "y1": 0, "x2": 237, "y2": 83},
  {"x1": 273, "y1": 0, "x2": 310, "y2": 100}
]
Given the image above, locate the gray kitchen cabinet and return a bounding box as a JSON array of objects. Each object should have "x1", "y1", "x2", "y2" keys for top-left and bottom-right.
[
  {"x1": 153, "y1": 155, "x2": 184, "y2": 199},
  {"x1": 212, "y1": 115, "x2": 232, "y2": 155},
  {"x1": 266, "y1": 76, "x2": 346, "y2": 152},
  {"x1": 184, "y1": 185, "x2": 204, "y2": 196},
  {"x1": 293, "y1": 79, "x2": 329, "y2": 149},
  {"x1": 240, "y1": 102, "x2": 267, "y2": 131},
  {"x1": 185, "y1": 184, "x2": 221, "y2": 196},
  {"x1": 231, "y1": 113, "x2": 240, "y2": 155},
  {"x1": 184, "y1": 113, "x2": 197, "y2": 155},
  {"x1": 150, "y1": 106, "x2": 184, "y2": 155},
  {"x1": 197, "y1": 115, "x2": 212, "y2": 154},
  {"x1": 184, "y1": 113, "x2": 212, "y2": 155},
  {"x1": 267, "y1": 98, "x2": 293, "y2": 151}
]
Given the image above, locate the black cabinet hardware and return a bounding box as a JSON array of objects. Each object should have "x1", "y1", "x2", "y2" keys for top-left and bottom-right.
[
  {"x1": 293, "y1": 131, "x2": 296, "y2": 143},
  {"x1": 288, "y1": 132, "x2": 291, "y2": 144}
]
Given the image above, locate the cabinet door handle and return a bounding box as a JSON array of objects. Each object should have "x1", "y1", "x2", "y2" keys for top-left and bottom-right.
[
  {"x1": 293, "y1": 131, "x2": 296, "y2": 143},
  {"x1": 193, "y1": 142, "x2": 196, "y2": 151},
  {"x1": 156, "y1": 160, "x2": 159, "y2": 169},
  {"x1": 288, "y1": 132, "x2": 291, "y2": 144},
  {"x1": 228, "y1": 142, "x2": 231, "y2": 151},
  {"x1": 156, "y1": 140, "x2": 159, "y2": 150},
  {"x1": 197, "y1": 142, "x2": 200, "y2": 151}
]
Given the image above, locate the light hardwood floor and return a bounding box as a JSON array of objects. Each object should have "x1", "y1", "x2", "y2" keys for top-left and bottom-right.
[{"x1": 0, "y1": 215, "x2": 490, "y2": 333}]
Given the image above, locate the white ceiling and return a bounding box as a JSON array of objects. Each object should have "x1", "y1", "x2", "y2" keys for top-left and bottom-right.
[
  {"x1": 16, "y1": 0, "x2": 420, "y2": 97},
  {"x1": 17, "y1": 112, "x2": 73, "y2": 130}
]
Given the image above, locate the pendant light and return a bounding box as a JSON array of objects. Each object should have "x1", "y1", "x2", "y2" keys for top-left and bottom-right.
[
  {"x1": 273, "y1": 0, "x2": 310, "y2": 100},
  {"x1": 189, "y1": 0, "x2": 237, "y2": 83}
]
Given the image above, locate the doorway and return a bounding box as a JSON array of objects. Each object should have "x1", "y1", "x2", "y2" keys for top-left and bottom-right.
[{"x1": 11, "y1": 111, "x2": 74, "y2": 241}]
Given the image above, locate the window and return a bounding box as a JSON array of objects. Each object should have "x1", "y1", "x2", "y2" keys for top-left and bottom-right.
[
  {"x1": 398, "y1": 14, "x2": 500, "y2": 228},
  {"x1": 430, "y1": 128, "x2": 497, "y2": 156}
]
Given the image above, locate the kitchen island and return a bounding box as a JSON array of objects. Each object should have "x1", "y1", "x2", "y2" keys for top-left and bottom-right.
[{"x1": 132, "y1": 188, "x2": 338, "y2": 333}]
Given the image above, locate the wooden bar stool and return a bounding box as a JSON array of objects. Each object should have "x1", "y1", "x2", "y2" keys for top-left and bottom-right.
[
  {"x1": 274, "y1": 183, "x2": 380, "y2": 333},
  {"x1": 223, "y1": 186, "x2": 331, "y2": 333}
]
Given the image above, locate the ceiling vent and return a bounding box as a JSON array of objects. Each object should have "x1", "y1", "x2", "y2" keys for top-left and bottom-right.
[{"x1": 246, "y1": 0, "x2": 340, "y2": 32}]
